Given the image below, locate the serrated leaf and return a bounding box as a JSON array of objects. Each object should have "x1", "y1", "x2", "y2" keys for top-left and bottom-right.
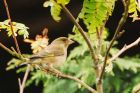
[
  {"x1": 114, "y1": 57, "x2": 140, "y2": 73},
  {"x1": 0, "y1": 19, "x2": 29, "y2": 38},
  {"x1": 77, "y1": 0, "x2": 115, "y2": 33},
  {"x1": 43, "y1": 80, "x2": 78, "y2": 93}
]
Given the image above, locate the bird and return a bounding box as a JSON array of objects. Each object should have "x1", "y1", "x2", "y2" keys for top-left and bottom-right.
[{"x1": 21, "y1": 37, "x2": 74, "y2": 68}]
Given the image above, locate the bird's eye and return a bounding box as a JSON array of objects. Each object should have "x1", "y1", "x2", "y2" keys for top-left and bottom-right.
[{"x1": 62, "y1": 39, "x2": 67, "y2": 42}]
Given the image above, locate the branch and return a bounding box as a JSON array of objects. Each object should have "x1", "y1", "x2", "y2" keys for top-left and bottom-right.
[
  {"x1": 43, "y1": 67, "x2": 97, "y2": 93},
  {"x1": 2, "y1": 1, "x2": 30, "y2": 93},
  {"x1": 110, "y1": 37, "x2": 140, "y2": 62},
  {"x1": 95, "y1": 13, "x2": 109, "y2": 93},
  {"x1": 19, "y1": 65, "x2": 31, "y2": 93},
  {"x1": 3, "y1": 0, "x2": 21, "y2": 54},
  {"x1": 96, "y1": 13, "x2": 109, "y2": 56},
  {"x1": 0, "y1": 42, "x2": 24, "y2": 60},
  {"x1": 61, "y1": 5, "x2": 97, "y2": 64},
  {"x1": 0, "y1": 42, "x2": 30, "y2": 93},
  {"x1": 99, "y1": 0, "x2": 130, "y2": 82}
]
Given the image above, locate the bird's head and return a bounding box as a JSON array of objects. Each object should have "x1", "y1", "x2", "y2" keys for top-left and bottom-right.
[{"x1": 51, "y1": 37, "x2": 74, "y2": 47}]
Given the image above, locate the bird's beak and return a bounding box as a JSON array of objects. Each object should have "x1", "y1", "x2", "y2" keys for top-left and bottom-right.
[{"x1": 68, "y1": 39, "x2": 74, "y2": 45}]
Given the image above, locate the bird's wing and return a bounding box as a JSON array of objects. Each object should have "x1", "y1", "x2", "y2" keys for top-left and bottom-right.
[{"x1": 30, "y1": 45, "x2": 65, "y2": 59}]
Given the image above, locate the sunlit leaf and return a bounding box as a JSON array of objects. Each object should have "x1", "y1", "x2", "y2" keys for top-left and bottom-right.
[
  {"x1": 24, "y1": 28, "x2": 49, "y2": 54},
  {"x1": 128, "y1": 0, "x2": 140, "y2": 21},
  {"x1": 0, "y1": 19, "x2": 29, "y2": 38}
]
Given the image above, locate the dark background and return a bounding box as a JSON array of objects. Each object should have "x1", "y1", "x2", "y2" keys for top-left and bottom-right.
[{"x1": 0, "y1": 0, "x2": 140, "y2": 93}]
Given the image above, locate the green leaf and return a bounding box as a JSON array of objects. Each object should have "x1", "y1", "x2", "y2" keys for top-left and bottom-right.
[
  {"x1": 6, "y1": 54, "x2": 31, "y2": 71},
  {"x1": 26, "y1": 70, "x2": 47, "y2": 86},
  {"x1": 43, "y1": 80, "x2": 78, "y2": 93},
  {"x1": 128, "y1": 0, "x2": 140, "y2": 21},
  {"x1": 77, "y1": 0, "x2": 115, "y2": 33},
  {"x1": 114, "y1": 57, "x2": 140, "y2": 73},
  {"x1": 43, "y1": 0, "x2": 62, "y2": 22},
  {"x1": 104, "y1": 75, "x2": 123, "y2": 93},
  {"x1": 128, "y1": 0, "x2": 136, "y2": 13},
  {"x1": 43, "y1": 1, "x2": 53, "y2": 7},
  {"x1": 57, "y1": 0, "x2": 70, "y2": 5},
  {"x1": 43, "y1": 0, "x2": 71, "y2": 21},
  {"x1": 6, "y1": 58, "x2": 22, "y2": 71},
  {"x1": 51, "y1": 3, "x2": 62, "y2": 21},
  {"x1": 18, "y1": 29, "x2": 29, "y2": 39},
  {"x1": 0, "y1": 19, "x2": 29, "y2": 38}
]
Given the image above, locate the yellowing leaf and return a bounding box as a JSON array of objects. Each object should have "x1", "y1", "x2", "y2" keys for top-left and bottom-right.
[
  {"x1": 0, "y1": 19, "x2": 29, "y2": 38},
  {"x1": 57, "y1": 0, "x2": 70, "y2": 5},
  {"x1": 24, "y1": 28, "x2": 49, "y2": 54},
  {"x1": 128, "y1": 0, "x2": 140, "y2": 21}
]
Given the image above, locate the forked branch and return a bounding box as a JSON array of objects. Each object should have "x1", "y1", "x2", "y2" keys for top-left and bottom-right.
[
  {"x1": 3, "y1": 1, "x2": 30, "y2": 93},
  {"x1": 99, "y1": 0, "x2": 130, "y2": 82},
  {"x1": 0, "y1": 42, "x2": 24, "y2": 60},
  {"x1": 18, "y1": 65, "x2": 31, "y2": 93},
  {"x1": 110, "y1": 37, "x2": 140, "y2": 62}
]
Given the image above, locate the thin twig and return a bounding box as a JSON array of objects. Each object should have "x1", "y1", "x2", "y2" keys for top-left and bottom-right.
[
  {"x1": 0, "y1": 42, "x2": 30, "y2": 93},
  {"x1": 0, "y1": 41, "x2": 29, "y2": 93},
  {"x1": 18, "y1": 78, "x2": 22, "y2": 91},
  {"x1": 96, "y1": 14, "x2": 109, "y2": 56},
  {"x1": 43, "y1": 67, "x2": 97, "y2": 93},
  {"x1": 95, "y1": 14, "x2": 109, "y2": 93},
  {"x1": 61, "y1": 5, "x2": 97, "y2": 64},
  {"x1": 0, "y1": 42, "x2": 24, "y2": 60},
  {"x1": 19, "y1": 65, "x2": 31, "y2": 93},
  {"x1": 11, "y1": 46, "x2": 17, "y2": 53},
  {"x1": 110, "y1": 37, "x2": 140, "y2": 62},
  {"x1": 0, "y1": 42, "x2": 29, "y2": 93},
  {"x1": 99, "y1": 0, "x2": 130, "y2": 82},
  {"x1": 3, "y1": 0, "x2": 21, "y2": 54}
]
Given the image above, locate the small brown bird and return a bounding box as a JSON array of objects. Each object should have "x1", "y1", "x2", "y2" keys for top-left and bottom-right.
[{"x1": 22, "y1": 37, "x2": 74, "y2": 68}]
